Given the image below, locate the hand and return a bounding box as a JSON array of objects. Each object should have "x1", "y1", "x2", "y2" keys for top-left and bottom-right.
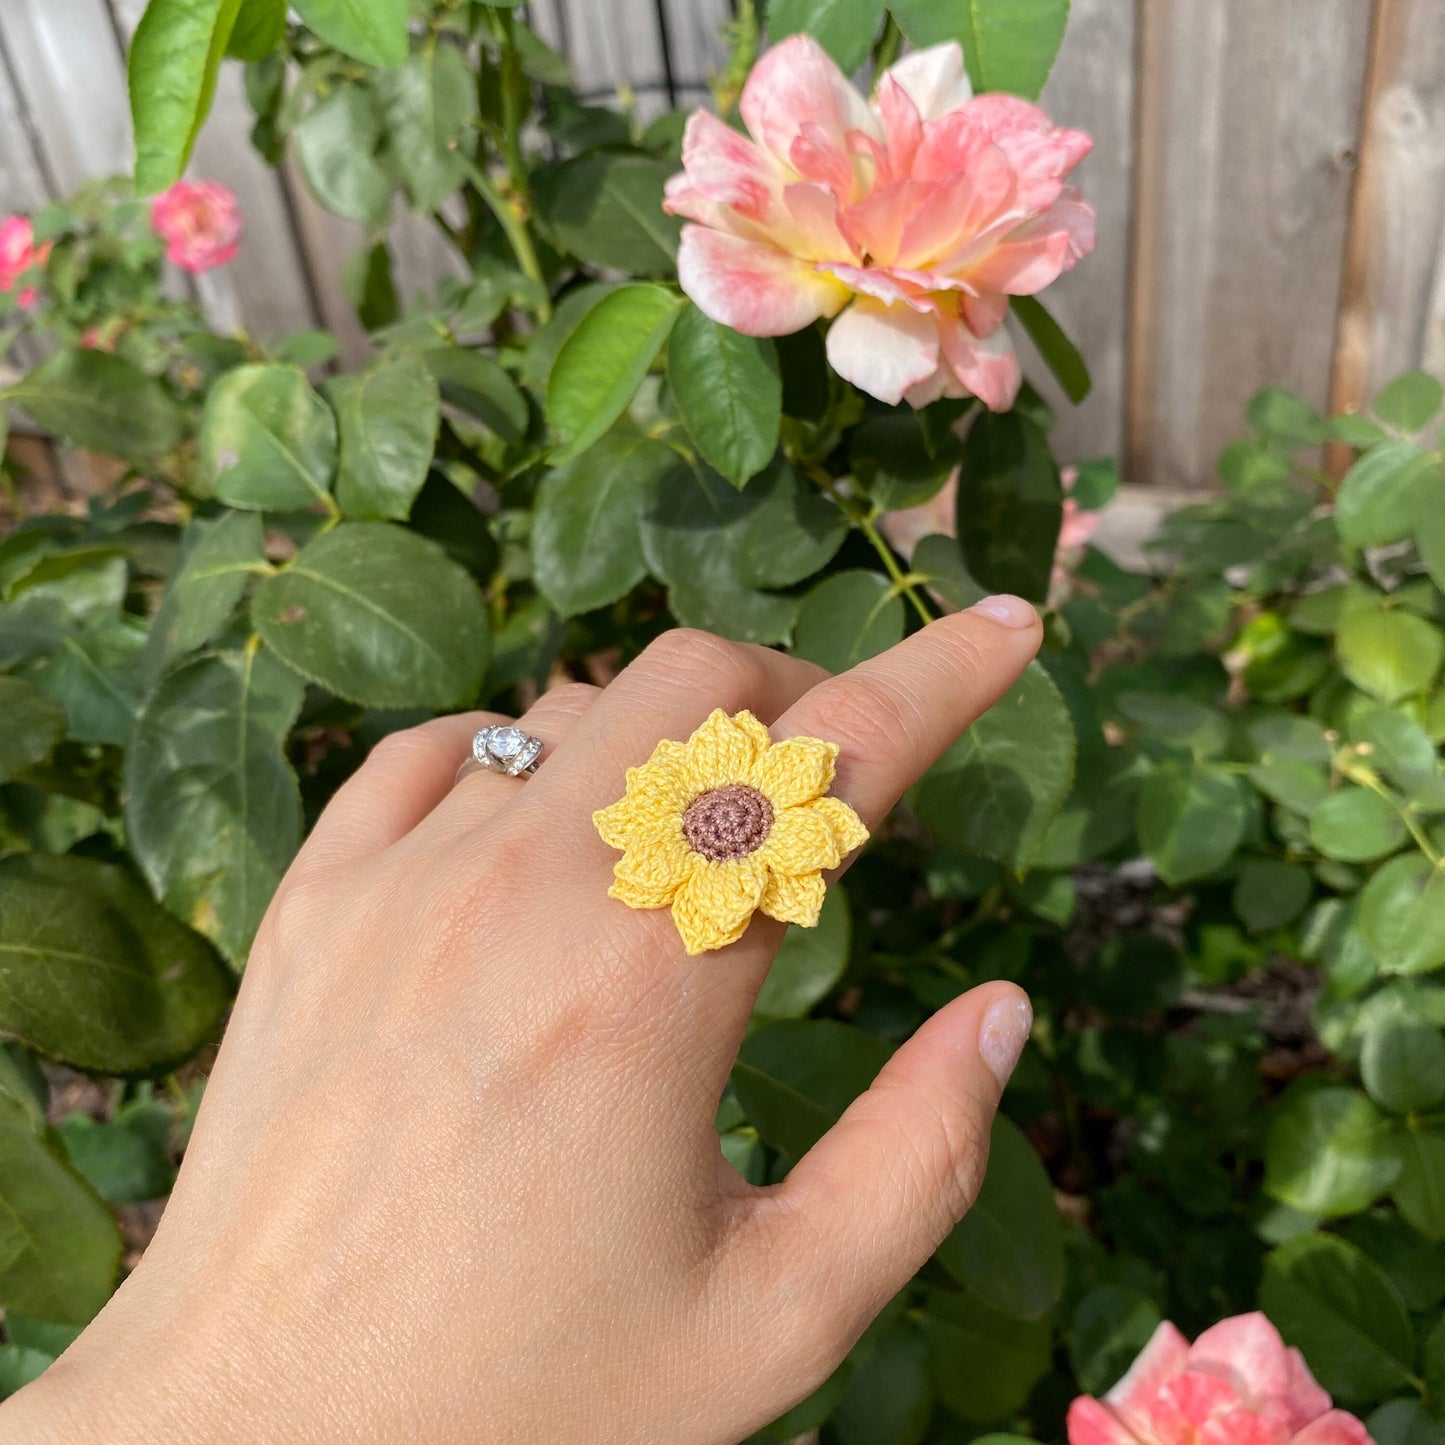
[{"x1": 4, "y1": 600, "x2": 1042, "y2": 1444}]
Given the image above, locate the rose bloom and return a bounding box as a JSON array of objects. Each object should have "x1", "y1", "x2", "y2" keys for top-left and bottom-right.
[
  {"x1": 1058, "y1": 465, "x2": 1101, "y2": 551},
  {"x1": 665, "y1": 36, "x2": 1095, "y2": 410},
  {"x1": 0, "y1": 216, "x2": 51, "y2": 307},
  {"x1": 151, "y1": 180, "x2": 242, "y2": 274},
  {"x1": 1068, "y1": 1313, "x2": 1372, "y2": 1445}
]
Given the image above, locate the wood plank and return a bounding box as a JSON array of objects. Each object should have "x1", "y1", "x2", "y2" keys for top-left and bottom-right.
[
  {"x1": 0, "y1": 0, "x2": 133, "y2": 193},
  {"x1": 1331, "y1": 0, "x2": 1445, "y2": 424},
  {"x1": 1127, "y1": 0, "x2": 1372, "y2": 489},
  {"x1": 1015, "y1": 0, "x2": 1136, "y2": 464},
  {"x1": 107, "y1": 0, "x2": 320, "y2": 342}
]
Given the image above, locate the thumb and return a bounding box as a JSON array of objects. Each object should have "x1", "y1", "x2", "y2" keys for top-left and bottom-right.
[{"x1": 760, "y1": 982, "x2": 1031, "y2": 1344}]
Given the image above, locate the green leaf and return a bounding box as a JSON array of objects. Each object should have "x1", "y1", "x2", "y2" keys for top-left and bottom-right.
[
  {"x1": 1337, "y1": 605, "x2": 1445, "y2": 703},
  {"x1": 731, "y1": 1019, "x2": 892, "y2": 1162},
  {"x1": 1249, "y1": 387, "x2": 1330, "y2": 447},
  {"x1": 226, "y1": 0, "x2": 287, "y2": 59},
  {"x1": 934, "y1": 1117, "x2": 1063, "y2": 1321},
  {"x1": 640, "y1": 457, "x2": 826, "y2": 644},
  {"x1": 890, "y1": 0, "x2": 1069, "y2": 98},
  {"x1": 0, "y1": 676, "x2": 65, "y2": 782},
  {"x1": 831, "y1": 1320, "x2": 932, "y2": 1445},
  {"x1": 1310, "y1": 787, "x2": 1408, "y2": 863},
  {"x1": 1260, "y1": 1232, "x2": 1417, "y2": 1403},
  {"x1": 201, "y1": 363, "x2": 338, "y2": 511},
  {"x1": 851, "y1": 410, "x2": 959, "y2": 510},
  {"x1": 326, "y1": 354, "x2": 439, "y2": 521},
  {"x1": 1429, "y1": 1314, "x2": 1445, "y2": 1410},
  {"x1": 0, "y1": 853, "x2": 232, "y2": 1074},
  {"x1": 128, "y1": 0, "x2": 243, "y2": 194},
  {"x1": 667, "y1": 305, "x2": 781, "y2": 488},
  {"x1": 252, "y1": 522, "x2": 490, "y2": 707},
  {"x1": 290, "y1": 0, "x2": 407, "y2": 67},
  {"x1": 127, "y1": 649, "x2": 303, "y2": 966},
  {"x1": 1012, "y1": 296, "x2": 1091, "y2": 404},
  {"x1": 956, "y1": 411, "x2": 1062, "y2": 602},
  {"x1": 0, "y1": 1090, "x2": 120, "y2": 1327},
  {"x1": 1392, "y1": 1131, "x2": 1445, "y2": 1240},
  {"x1": 422, "y1": 347, "x2": 528, "y2": 442},
  {"x1": 793, "y1": 569, "x2": 905, "y2": 676},
  {"x1": 533, "y1": 431, "x2": 676, "y2": 618},
  {"x1": 1369, "y1": 1400, "x2": 1445, "y2": 1445},
  {"x1": 1136, "y1": 763, "x2": 1251, "y2": 886},
  {"x1": 376, "y1": 37, "x2": 475, "y2": 213},
  {"x1": 1374, "y1": 371, "x2": 1444, "y2": 433},
  {"x1": 533, "y1": 152, "x2": 682, "y2": 277},
  {"x1": 1233, "y1": 858, "x2": 1312, "y2": 932},
  {"x1": 729, "y1": 457, "x2": 849, "y2": 589},
  {"x1": 1362, "y1": 1020, "x2": 1445, "y2": 1114},
  {"x1": 58, "y1": 1109, "x2": 174, "y2": 1205},
  {"x1": 753, "y1": 885, "x2": 850, "y2": 1020},
  {"x1": 0, "y1": 1345, "x2": 54, "y2": 1399},
  {"x1": 294, "y1": 86, "x2": 392, "y2": 224},
  {"x1": 1069, "y1": 1287, "x2": 1162, "y2": 1395},
  {"x1": 913, "y1": 662, "x2": 1076, "y2": 871},
  {"x1": 920, "y1": 1290, "x2": 1052, "y2": 1422},
  {"x1": 1416, "y1": 489, "x2": 1445, "y2": 596},
  {"x1": 31, "y1": 616, "x2": 146, "y2": 746},
  {"x1": 1360, "y1": 852, "x2": 1445, "y2": 976},
  {"x1": 1335, "y1": 442, "x2": 1437, "y2": 547},
  {"x1": 5, "y1": 349, "x2": 183, "y2": 458},
  {"x1": 140, "y1": 511, "x2": 265, "y2": 687},
  {"x1": 768, "y1": 0, "x2": 886, "y2": 71},
  {"x1": 548, "y1": 284, "x2": 683, "y2": 463},
  {"x1": 1264, "y1": 1084, "x2": 1401, "y2": 1216}
]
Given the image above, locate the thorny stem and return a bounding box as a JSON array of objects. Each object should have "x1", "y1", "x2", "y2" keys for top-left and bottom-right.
[
  {"x1": 461, "y1": 159, "x2": 551, "y2": 324},
  {"x1": 802, "y1": 462, "x2": 936, "y2": 627}
]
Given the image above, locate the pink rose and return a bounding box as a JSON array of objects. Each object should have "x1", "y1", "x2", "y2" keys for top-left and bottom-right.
[
  {"x1": 1068, "y1": 1314, "x2": 1372, "y2": 1445},
  {"x1": 1058, "y1": 466, "x2": 1100, "y2": 551},
  {"x1": 665, "y1": 37, "x2": 1095, "y2": 410},
  {"x1": 151, "y1": 180, "x2": 242, "y2": 274},
  {"x1": 0, "y1": 216, "x2": 51, "y2": 307}
]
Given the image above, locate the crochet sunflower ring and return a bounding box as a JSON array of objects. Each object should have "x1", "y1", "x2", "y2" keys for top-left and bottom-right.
[{"x1": 593, "y1": 709, "x2": 869, "y2": 956}]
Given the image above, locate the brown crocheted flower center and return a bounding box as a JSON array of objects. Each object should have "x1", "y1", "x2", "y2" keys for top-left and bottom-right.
[{"x1": 682, "y1": 785, "x2": 774, "y2": 862}]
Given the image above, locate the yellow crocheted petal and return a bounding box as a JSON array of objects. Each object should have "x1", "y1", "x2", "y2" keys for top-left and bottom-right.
[
  {"x1": 760, "y1": 869, "x2": 826, "y2": 927},
  {"x1": 613, "y1": 829, "x2": 694, "y2": 891},
  {"x1": 685, "y1": 709, "x2": 772, "y2": 791},
  {"x1": 594, "y1": 798, "x2": 644, "y2": 850},
  {"x1": 609, "y1": 874, "x2": 676, "y2": 911},
  {"x1": 749, "y1": 735, "x2": 838, "y2": 809},
  {"x1": 622, "y1": 741, "x2": 690, "y2": 802},
  {"x1": 759, "y1": 804, "x2": 843, "y2": 877},
  {"x1": 670, "y1": 856, "x2": 767, "y2": 955},
  {"x1": 804, "y1": 795, "x2": 870, "y2": 858}
]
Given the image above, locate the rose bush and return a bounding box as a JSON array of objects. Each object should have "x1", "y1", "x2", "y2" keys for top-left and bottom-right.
[{"x1": 1, "y1": 2, "x2": 1443, "y2": 1441}]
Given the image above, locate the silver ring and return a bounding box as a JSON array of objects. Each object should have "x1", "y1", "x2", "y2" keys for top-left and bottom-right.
[{"x1": 455, "y1": 724, "x2": 544, "y2": 784}]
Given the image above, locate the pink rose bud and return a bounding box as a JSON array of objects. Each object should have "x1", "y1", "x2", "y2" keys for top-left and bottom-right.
[
  {"x1": 1068, "y1": 1313, "x2": 1373, "y2": 1445},
  {"x1": 151, "y1": 180, "x2": 243, "y2": 274},
  {"x1": 664, "y1": 38, "x2": 1095, "y2": 411},
  {"x1": 0, "y1": 215, "x2": 52, "y2": 306}
]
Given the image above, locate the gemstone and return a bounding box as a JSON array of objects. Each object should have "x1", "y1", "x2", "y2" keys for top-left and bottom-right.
[{"x1": 487, "y1": 726, "x2": 528, "y2": 761}]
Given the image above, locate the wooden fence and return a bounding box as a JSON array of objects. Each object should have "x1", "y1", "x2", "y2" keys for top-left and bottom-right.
[{"x1": 0, "y1": 0, "x2": 1442, "y2": 490}]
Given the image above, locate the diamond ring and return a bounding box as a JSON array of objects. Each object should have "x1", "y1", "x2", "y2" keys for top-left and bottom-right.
[{"x1": 454, "y1": 724, "x2": 545, "y2": 783}]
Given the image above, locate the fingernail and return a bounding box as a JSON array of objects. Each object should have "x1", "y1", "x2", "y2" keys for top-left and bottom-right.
[
  {"x1": 979, "y1": 994, "x2": 1033, "y2": 1086},
  {"x1": 967, "y1": 594, "x2": 1038, "y2": 629}
]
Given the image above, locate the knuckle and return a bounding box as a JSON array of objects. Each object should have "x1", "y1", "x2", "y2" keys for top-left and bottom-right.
[
  {"x1": 806, "y1": 673, "x2": 920, "y2": 757},
  {"x1": 533, "y1": 681, "x2": 598, "y2": 718},
  {"x1": 639, "y1": 629, "x2": 760, "y2": 698},
  {"x1": 368, "y1": 721, "x2": 442, "y2": 767}
]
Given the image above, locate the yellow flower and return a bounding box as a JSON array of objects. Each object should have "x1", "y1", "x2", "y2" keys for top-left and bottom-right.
[{"x1": 594, "y1": 709, "x2": 870, "y2": 956}]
